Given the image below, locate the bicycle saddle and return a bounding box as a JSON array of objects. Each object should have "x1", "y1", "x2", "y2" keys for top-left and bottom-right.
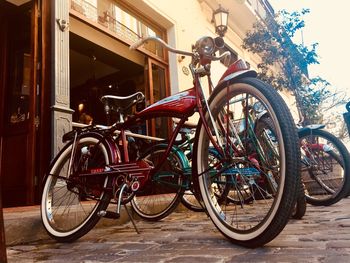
[{"x1": 100, "y1": 92, "x2": 145, "y2": 115}]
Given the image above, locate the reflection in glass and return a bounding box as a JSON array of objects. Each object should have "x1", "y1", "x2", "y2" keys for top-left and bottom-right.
[{"x1": 152, "y1": 63, "x2": 168, "y2": 139}]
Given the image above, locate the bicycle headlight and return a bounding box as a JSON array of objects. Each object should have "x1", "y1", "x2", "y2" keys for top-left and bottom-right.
[{"x1": 195, "y1": 36, "x2": 215, "y2": 56}]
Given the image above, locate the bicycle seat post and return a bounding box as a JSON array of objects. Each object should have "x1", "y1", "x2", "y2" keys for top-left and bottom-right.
[{"x1": 104, "y1": 103, "x2": 112, "y2": 126}]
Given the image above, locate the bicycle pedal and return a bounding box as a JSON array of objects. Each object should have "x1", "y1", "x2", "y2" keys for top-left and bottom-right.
[{"x1": 97, "y1": 210, "x2": 120, "y2": 219}]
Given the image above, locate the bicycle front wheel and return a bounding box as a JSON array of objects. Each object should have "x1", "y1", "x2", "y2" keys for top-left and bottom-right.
[
  {"x1": 41, "y1": 134, "x2": 113, "y2": 242},
  {"x1": 193, "y1": 77, "x2": 300, "y2": 247},
  {"x1": 299, "y1": 128, "x2": 350, "y2": 206}
]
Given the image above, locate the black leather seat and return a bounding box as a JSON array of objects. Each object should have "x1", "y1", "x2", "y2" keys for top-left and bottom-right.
[{"x1": 100, "y1": 92, "x2": 145, "y2": 116}]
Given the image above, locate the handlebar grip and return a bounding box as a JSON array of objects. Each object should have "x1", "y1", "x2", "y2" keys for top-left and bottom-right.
[
  {"x1": 221, "y1": 51, "x2": 231, "y2": 67},
  {"x1": 210, "y1": 51, "x2": 231, "y2": 65}
]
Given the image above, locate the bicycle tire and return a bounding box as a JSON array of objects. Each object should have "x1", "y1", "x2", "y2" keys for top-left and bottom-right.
[
  {"x1": 291, "y1": 181, "x2": 307, "y2": 219},
  {"x1": 130, "y1": 144, "x2": 186, "y2": 221},
  {"x1": 181, "y1": 190, "x2": 205, "y2": 212},
  {"x1": 299, "y1": 128, "x2": 350, "y2": 206},
  {"x1": 256, "y1": 116, "x2": 306, "y2": 219},
  {"x1": 180, "y1": 152, "x2": 205, "y2": 212},
  {"x1": 193, "y1": 77, "x2": 300, "y2": 248},
  {"x1": 41, "y1": 133, "x2": 114, "y2": 242}
]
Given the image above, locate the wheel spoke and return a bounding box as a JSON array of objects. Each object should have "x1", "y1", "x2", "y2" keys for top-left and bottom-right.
[
  {"x1": 41, "y1": 136, "x2": 111, "y2": 241},
  {"x1": 195, "y1": 79, "x2": 299, "y2": 247}
]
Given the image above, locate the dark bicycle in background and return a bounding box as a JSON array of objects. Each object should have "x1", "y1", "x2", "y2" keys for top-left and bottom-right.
[
  {"x1": 344, "y1": 102, "x2": 350, "y2": 139},
  {"x1": 291, "y1": 93, "x2": 350, "y2": 207}
]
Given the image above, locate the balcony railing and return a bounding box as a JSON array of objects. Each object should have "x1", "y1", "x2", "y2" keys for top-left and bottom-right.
[
  {"x1": 247, "y1": 0, "x2": 275, "y2": 20},
  {"x1": 70, "y1": 0, "x2": 165, "y2": 59}
]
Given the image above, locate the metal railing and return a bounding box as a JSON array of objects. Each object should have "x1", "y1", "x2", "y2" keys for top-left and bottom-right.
[
  {"x1": 247, "y1": 0, "x2": 275, "y2": 20},
  {"x1": 70, "y1": 0, "x2": 164, "y2": 58}
]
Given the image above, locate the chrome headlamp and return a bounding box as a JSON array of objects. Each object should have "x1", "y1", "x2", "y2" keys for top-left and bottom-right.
[{"x1": 195, "y1": 36, "x2": 215, "y2": 57}]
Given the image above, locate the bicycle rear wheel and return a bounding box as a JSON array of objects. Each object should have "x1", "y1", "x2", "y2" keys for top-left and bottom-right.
[
  {"x1": 299, "y1": 128, "x2": 350, "y2": 206},
  {"x1": 131, "y1": 144, "x2": 186, "y2": 221},
  {"x1": 193, "y1": 77, "x2": 300, "y2": 247},
  {"x1": 181, "y1": 189, "x2": 205, "y2": 212},
  {"x1": 41, "y1": 134, "x2": 113, "y2": 242}
]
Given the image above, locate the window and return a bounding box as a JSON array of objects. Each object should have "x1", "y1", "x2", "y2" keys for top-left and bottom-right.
[
  {"x1": 70, "y1": 0, "x2": 165, "y2": 59},
  {"x1": 219, "y1": 45, "x2": 238, "y2": 66}
]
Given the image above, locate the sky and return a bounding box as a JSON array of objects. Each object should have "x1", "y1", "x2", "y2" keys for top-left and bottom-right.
[{"x1": 268, "y1": 0, "x2": 350, "y2": 113}]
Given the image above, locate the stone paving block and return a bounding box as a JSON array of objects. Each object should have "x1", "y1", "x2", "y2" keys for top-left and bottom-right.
[{"x1": 5, "y1": 197, "x2": 350, "y2": 262}]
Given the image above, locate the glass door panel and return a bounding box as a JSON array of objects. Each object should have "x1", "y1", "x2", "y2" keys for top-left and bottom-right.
[{"x1": 148, "y1": 59, "x2": 169, "y2": 138}]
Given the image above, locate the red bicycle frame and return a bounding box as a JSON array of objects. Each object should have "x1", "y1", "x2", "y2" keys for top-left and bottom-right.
[{"x1": 111, "y1": 59, "x2": 254, "y2": 173}]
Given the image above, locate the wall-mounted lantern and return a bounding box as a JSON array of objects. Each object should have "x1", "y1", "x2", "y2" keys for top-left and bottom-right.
[{"x1": 212, "y1": 5, "x2": 229, "y2": 37}]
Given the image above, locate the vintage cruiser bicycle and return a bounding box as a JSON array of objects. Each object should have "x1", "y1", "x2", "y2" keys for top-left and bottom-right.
[{"x1": 41, "y1": 35, "x2": 300, "y2": 248}]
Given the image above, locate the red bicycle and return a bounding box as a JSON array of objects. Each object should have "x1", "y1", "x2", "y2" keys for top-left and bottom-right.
[{"x1": 41, "y1": 35, "x2": 300, "y2": 247}]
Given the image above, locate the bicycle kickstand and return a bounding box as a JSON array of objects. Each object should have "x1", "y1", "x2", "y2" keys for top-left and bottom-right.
[
  {"x1": 117, "y1": 183, "x2": 140, "y2": 234},
  {"x1": 97, "y1": 183, "x2": 140, "y2": 234},
  {"x1": 123, "y1": 203, "x2": 140, "y2": 234}
]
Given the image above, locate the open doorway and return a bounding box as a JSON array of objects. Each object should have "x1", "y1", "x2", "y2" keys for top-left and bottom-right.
[
  {"x1": 69, "y1": 32, "x2": 170, "y2": 138},
  {"x1": 70, "y1": 33, "x2": 145, "y2": 127}
]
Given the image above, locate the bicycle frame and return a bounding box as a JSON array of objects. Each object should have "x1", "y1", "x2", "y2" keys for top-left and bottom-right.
[
  {"x1": 59, "y1": 62, "x2": 255, "y2": 207},
  {"x1": 108, "y1": 59, "x2": 255, "y2": 176}
]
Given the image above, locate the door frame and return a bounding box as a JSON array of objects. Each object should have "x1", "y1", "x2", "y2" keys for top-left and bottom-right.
[
  {"x1": 147, "y1": 57, "x2": 171, "y2": 137},
  {"x1": 27, "y1": 0, "x2": 40, "y2": 204}
]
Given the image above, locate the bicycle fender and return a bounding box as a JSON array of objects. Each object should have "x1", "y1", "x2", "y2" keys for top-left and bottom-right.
[
  {"x1": 42, "y1": 132, "x2": 121, "y2": 186},
  {"x1": 215, "y1": 69, "x2": 257, "y2": 90},
  {"x1": 298, "y1": 124, "x2": 326, "y2": 134}
]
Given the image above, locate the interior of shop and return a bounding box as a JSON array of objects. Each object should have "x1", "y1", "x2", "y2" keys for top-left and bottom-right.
[{"x1": 69, "y1": 33, "x2": 145, "y2": 127}]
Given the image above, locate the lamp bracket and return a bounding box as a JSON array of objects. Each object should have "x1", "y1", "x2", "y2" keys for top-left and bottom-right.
[{"x1": 56, "y1": 19, "x2": 69, "y2": 32}]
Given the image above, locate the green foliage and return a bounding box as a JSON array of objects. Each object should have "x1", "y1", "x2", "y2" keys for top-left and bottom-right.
[
  {"x1": 297, "y1": 78, "x2": 330, "y2": 123},
  {"x1": 242, "y1": 9, "x2": 329, "y2": 124},
  {"x1": 280, "y1": 8, "x2": 310, "y2": 38}
]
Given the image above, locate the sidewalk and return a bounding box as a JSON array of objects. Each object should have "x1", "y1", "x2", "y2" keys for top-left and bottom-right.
[
  {"x1": 3, "y1": 202, "x2": 188, "y2": 245},
  {"x1": 3, "y1": 204, "x2": 132, "y2": 245},
  {"x1": 7, "y1": 198, "x2": 350, "y2": 263},
  {"x1": 5, "y1": 197, "x2": 350, "y2": 262}
]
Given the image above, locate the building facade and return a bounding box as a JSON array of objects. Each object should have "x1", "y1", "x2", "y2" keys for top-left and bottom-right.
[{"x1": 0, "y1": 0, "x2": 278, "y2": 207}]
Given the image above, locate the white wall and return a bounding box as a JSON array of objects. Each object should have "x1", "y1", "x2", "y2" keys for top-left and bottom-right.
[
  {"x1": 125, "y1": 0, "x2": 262, "y2": 94},
  {"x1": 125, "y1": 0, "x2": 297, "y2": 122}
]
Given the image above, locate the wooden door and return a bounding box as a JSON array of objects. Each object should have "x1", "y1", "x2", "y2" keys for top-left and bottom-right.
[
  {"x1": 147, "y1": 58, "x2": 170, "y2": 138},
  {"x1": 0, "y1": 1, "x2": 38, "y2": 207}
]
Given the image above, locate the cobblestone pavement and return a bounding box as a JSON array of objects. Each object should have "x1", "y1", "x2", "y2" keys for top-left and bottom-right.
[{"x1": 6, "y1": 197, "x2": 350, "y2": 263}]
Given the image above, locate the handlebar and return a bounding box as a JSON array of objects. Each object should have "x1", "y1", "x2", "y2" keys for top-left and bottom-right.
[
  {"x1": 130, "y1": 36, "x2": 231, "y2": 63},
  {"x1": 212, "y1": 51, "x2": 231, "y2": 64},
  {"x1": 130, "y1": 36, "x2": 193, "y2": 57}
]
